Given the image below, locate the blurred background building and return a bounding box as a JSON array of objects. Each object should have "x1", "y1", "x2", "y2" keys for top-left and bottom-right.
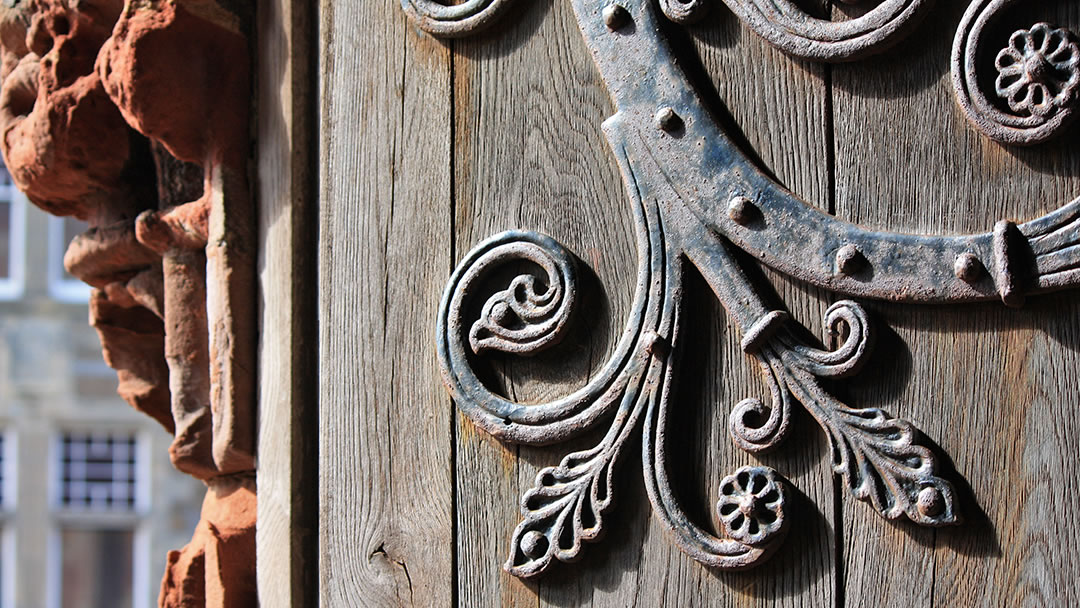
[{"x1": 0, "y1": 163, "x2": 204, "y2": 608}]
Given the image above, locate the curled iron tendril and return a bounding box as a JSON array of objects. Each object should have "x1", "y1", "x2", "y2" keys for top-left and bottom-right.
[{"x1": 401, "y1": 0, "x2": 514, "y2": 37}]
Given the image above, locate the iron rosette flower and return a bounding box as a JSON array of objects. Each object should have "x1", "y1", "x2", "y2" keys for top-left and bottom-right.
[
  {"x1": 716, "y1": 466, "x2": 789, "y2": 547},
  {"x1": 995, "y1": 23, "x2": 1080, "y2": 119}
]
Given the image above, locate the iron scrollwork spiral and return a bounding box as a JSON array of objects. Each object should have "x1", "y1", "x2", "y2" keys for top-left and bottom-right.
[
  {"x1": 401, "y1": 0, "x2": 515, "y2": 37},
  {"x1": 659, "y1": 0, "x2": 709, "y2": 25},
  {"x1": 415, "y1": 0, "x2": 1080, "y2": 581},
  {"x1": 715, "y1": 0, "x2": 934, "y2": 61}
]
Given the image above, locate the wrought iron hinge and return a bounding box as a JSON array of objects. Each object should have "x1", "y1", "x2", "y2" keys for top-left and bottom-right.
[{"x1": 408, "y1": 0, "x2": 1080, "y2": 577}]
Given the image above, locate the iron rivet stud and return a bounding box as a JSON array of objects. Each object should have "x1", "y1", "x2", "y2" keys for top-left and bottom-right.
[
  {"x1": 655, "y1": 107, "x2": 681, "y2": 132},
  {"x1": 916, "y1": 486, "x2": 945, "y2": 518},
  {"x1": 728, "y1": 196, "x2": 756, "y2": 225},
  {"x1": 644, "y1": 330, "x2": 669, "y2": 357},
  {"x1": 602, "y1": 3, "x2": 629, "y2": 30},
  {"x1": 954, "y1": 253, "x2": 983, "y2": 283},
  {"x1": 835, "y1": 244, "x2": 865, "y2": 276}
]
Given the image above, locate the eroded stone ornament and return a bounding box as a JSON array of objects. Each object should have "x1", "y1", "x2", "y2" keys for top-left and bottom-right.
[
  {"x1": 410, "y1": 0, "x2": 1080, "y2": 580},
  {"x1": 0, "y1": 0, "x2": 256, "y2": 604}
]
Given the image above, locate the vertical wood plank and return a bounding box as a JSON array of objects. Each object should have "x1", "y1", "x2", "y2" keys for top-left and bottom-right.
[
  {"x1": 833, "y1": 3, "x2": 1080, "y2": 605},
  {"x1": 318, "y1": 1, "x2": 454, "y2": 605},
  {"x1": 256, "y1": 0, "x2": 317, "y2": 605},
  {"x1": 454, "y1": 0, "x2": 632, "y2": 603},
  {"x1": 452, "y1": 1, "x2": 838, "y2": 605}
]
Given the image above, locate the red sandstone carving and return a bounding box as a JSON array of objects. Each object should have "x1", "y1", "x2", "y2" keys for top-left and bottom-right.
[
  {"x1": 0, "y1": 1, "x2": 255, "y2": 604},
  {"x1": 159, "y1": 476, "x2": 257, "y2": 607}
]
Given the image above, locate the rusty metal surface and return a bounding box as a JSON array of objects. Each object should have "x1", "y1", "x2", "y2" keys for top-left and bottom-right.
[
  {"x1": 415, "y1": 0, "x2": 1080, "y2": 580},
  {"x1": 952, "y1": 0, "x2": 1080, "y2": 145}
]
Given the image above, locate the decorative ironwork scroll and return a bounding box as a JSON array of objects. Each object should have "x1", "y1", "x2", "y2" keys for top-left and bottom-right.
[
  {"x1": 400, "y1": 0, "x2": 516, "y2": 36},
  {"x1": 413, "y1": 0, "x2": 1080, "y2": 577},
  {"x1": 715, "y1": 0, "x2": 934, "y2": 61}
]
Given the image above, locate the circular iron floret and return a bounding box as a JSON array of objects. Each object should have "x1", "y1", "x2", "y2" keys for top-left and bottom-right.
[
  {"x1": 716, "y1": 466, "x2": 789, "y2": 546},
  {"x1": 995, "y1": 23, "x2": 1080, "y2": 118}
]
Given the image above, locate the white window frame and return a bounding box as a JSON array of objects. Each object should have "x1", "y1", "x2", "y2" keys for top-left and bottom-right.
[
  {"x1": 47, "y1": 216, "x2": 91, "y2": 303},
  {"x1": 0, "y1": 430, "x2": 15, "y2": 608},
  {"x1": 0, "y1": 429, "x2": 14, "y2": 512},
  {"x1": 0, "y1": 524, "x2": 12, "y2": 608},
  {"x1": 0, "y1": 183, "x2": 26, "y2": 301},
  {"x1": 46, "y1": 430, "x2": 151, "y2": 608}
]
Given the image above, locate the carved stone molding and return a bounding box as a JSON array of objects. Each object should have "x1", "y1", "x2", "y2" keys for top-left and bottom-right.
[
  {"x1": 0, "y1": 0, "x2": 255, "y2": 604},
  {"x1": 411, "y1": 0, "x2": 1080, "y2": 580}
]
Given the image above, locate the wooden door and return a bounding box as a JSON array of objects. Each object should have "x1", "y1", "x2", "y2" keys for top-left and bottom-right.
[{"x1": 312, "y1": 0, "x2": 1080, "y2": 605}]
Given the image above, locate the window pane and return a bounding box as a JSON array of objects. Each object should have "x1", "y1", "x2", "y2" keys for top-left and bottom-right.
[
  {"x1": 60, "y1": 434, "x2": 138, "y2": 511},
  {"x1": 60, "y1": 529, "x2": 133, "y2": 608}
]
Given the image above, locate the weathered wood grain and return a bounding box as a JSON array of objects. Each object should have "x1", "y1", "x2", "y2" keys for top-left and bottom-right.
[
  {"x1": 453, "y1": 0, "x2": 631, "y2": 604},
  {"x1": 832, "y1": 2, "x2": 1080, "y2": 606},
  {"x1": 452, "y1": 1, "x2": 837, "y2": 605},
  {"x1": 256, "y1": 0, "x2": 317, "y2": 605},
  {"x1": 318, "y1": 1, "x2": 454, "y2": 605}
]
